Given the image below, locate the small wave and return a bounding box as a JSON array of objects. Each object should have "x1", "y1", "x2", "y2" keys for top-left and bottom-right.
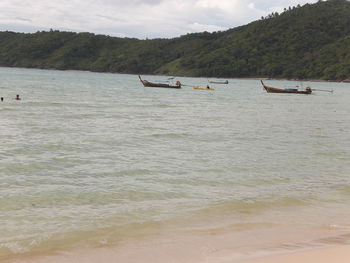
[
  {"x1": 338, "y1": 185, "x2": 350, "y2": 195},
  {"x1": 0, "y1": 107, "x2": 17, "y2": 112},
  {"x1": 112, "y1": 169, "x2": 152, "y2": 177},
  {"x1": 62, "y1": 113, "x2": 104, "y2": 119},
  {"x1": 151, "y1": 104, "x2": 174, "y2": 108},
  {"x1": 0, "y1": 233, "x2": 53, "y2": 259},
  {"x1": 315, "y1": 233, "x2": 350, "y2": 245},
  {"x1": 151, "y1": 133, "x2": 189, "y2": 139},
  {"x1": 189, "y1": 222, "x2": 278, "y2": 235},
  {"x1": 132, "y1": 103, "x2": 174, "y2": 108},
  {"x1": 194, "y1": 197, "x2": 309, "y2": 216}
]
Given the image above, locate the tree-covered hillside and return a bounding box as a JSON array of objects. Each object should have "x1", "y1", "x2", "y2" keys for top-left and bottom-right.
[{"x1": 0, "y1": 0, "x2": 349, "y2": 80}]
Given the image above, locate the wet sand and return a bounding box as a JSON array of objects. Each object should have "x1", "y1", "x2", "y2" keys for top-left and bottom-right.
[{"x1": 5, "y1": 244, "x2": 350, "y2": 263}]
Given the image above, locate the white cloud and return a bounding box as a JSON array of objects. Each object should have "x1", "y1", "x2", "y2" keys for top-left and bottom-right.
[
  {"x1": 248, "y1": 3, "x2": 256, "y2": 9},
  {"x1": 0, "y1": 0, "x2": 318, "y2": 38}
]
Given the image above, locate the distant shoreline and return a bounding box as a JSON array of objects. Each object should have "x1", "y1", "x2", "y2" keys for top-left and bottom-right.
[{"x1": 1, "y1": 66, "x2": 349, "y2": 83}]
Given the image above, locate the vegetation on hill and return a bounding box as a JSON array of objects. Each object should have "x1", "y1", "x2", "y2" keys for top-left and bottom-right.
[{"x1": 0, "y1": 0, "x2": 349, "y2": 80}]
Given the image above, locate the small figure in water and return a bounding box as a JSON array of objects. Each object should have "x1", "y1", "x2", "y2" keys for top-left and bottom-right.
[
  {"x1": 15, "y1": 94, "x2": 21, "y2": 100},
  {"x1": 1, "y1": 97, "x2": 3, "y2": 102},
  {"x1": 207, "y1": 85, "x2": 210, "y2": 89}
]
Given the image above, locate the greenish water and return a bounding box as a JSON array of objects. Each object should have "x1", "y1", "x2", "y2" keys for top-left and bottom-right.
[{"x1": 1, "y1": 67, "x2": 350, "y2": 258}]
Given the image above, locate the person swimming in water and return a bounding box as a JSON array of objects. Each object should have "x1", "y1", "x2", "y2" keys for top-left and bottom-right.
[{"x1": 15, "y1": 94, "x2": 21, "y2": 100}]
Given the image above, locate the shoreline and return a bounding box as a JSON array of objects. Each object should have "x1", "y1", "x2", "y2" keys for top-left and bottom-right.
[
  {"x1": 4, "y1": 239, "x2": 350, "y2": 263},
  {"x1": 4, "y1": 224, "x2": 350, "y2": 263},
  {"x1": 3, "y1": 204, "x2": 350, "y2": 263},
  {"x1": 1, "y1": 66, "x2": 349, "y2": 83}
]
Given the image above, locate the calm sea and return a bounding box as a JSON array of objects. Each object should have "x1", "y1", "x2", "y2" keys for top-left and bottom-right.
[{"x1": 1, "y1": 67, "x2": 350, "y2": 259}]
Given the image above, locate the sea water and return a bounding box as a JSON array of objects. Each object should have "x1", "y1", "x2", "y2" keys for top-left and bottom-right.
[{"x1": 1, "y1": 67, "x2": 350, "y2": 260}]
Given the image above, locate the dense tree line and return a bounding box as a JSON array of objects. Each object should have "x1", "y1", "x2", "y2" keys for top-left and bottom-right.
[{"x1": 0, "y1": 0, "x2": 349, "y2": 80}]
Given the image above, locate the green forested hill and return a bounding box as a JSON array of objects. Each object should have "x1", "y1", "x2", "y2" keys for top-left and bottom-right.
[{"x1": 0, "y1": 0, "x2": 349, "y2": 80}]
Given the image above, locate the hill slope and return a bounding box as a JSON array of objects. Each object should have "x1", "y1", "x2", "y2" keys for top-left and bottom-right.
[{"x1": 0, "y1": 0, "x2": 349, "y2": 80}]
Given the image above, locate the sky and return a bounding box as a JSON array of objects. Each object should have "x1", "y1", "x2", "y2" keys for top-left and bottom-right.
[{"x1": 0, "y1": 0, "x2": 319, "y2": 39}]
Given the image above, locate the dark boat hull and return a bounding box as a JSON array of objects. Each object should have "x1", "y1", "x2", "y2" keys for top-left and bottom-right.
[
  {"x1": 139, "y1": 75, "x2": 181, "y2": 89},
  {"x1": 261, "y1": 81, "x2": 311, "y2": 94}
]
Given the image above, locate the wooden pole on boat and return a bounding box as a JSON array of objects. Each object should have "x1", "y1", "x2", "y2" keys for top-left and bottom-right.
[{"x1": 260, "y1": 80, "x2": 267, "y2": 88}]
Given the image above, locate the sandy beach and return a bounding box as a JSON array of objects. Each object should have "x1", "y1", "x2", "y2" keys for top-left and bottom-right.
[
  {"x1": 5, "y1": 226, "x2": 350, "y2": 263},
  {"x1": 242, "y1": 245, "x2": 350, "y2": 263},
  {"x1": 5, "y1": 242, "x2": 350, "y2": 263}
]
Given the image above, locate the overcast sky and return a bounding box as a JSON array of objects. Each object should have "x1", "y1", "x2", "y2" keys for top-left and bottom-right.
[{"x1": 0, "y1": 0, "x2": 318, "y2": 39}]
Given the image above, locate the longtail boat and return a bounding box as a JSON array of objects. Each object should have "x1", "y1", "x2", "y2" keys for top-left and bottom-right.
[
  {"x1": 193, "y1": 86, "x2": 215, "y2": 91},
  {"x1": 208, "y1": 79, "x2": 228, "y2": 84},
  {"x1": 138, "y1": 75, "x2": 181, "y2": 89},
  {"x1": 261, "y1": 80, "x2": 312, "y2": 94}
]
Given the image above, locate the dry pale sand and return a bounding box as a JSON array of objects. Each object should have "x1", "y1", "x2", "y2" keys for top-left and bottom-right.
[{"x1": 242, "y1": 245, "x2": 350, "y2": 263}]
